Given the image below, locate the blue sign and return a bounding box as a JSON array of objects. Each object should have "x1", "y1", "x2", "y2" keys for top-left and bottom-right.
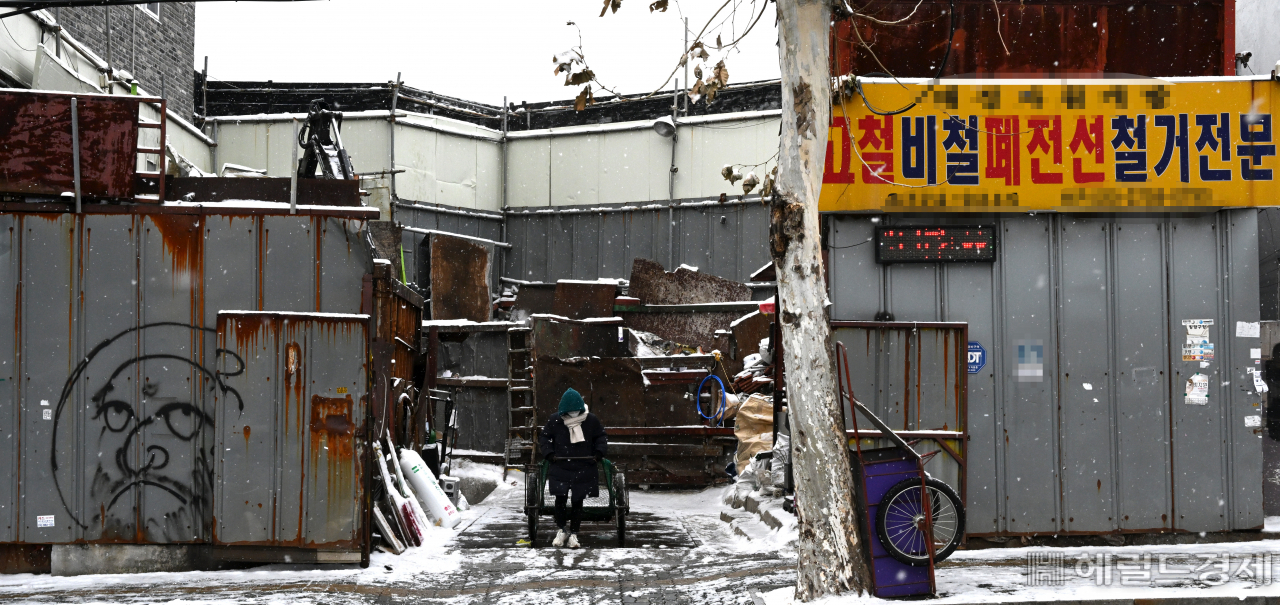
[{"x1": 968, "y1": 342, "x2": 986, "y2": 374}]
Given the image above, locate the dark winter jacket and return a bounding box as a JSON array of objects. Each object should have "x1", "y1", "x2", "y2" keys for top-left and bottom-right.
[{"x1": 538, "y1": 411, "x2": 608, "y2": 496}]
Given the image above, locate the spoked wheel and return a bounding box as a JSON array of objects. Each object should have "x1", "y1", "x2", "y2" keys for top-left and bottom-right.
[
  {"x1": 527, "y1": 510, "x2": 539, "y2": 547},
  {"x1": 875, "y1": 477, "x2": 965, "y2": 565}
]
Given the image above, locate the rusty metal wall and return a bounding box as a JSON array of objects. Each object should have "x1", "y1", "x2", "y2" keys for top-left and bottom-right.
[
  {"x1": 504, "y1": 200, "x2": 771, "y2": 284},
  {"x1": 831, "y1": 0, "x2": 1229, "y2": 79},
  {"x1": 0, "y1": 206, "x2": 373, "y2": 546},
  {"x1": 827, "y1": 210, "x2": 1263, "y2": 537},
  {"x1": 214, "y1": 312, "x2": 367, "y2": 550}
]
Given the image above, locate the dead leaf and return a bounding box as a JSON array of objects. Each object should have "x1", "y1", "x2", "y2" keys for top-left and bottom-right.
[
  {"x1": 712, "y1": 60, "x2": 729, "y2": 86},
  {"x1": 649, "y1": 0, "x2": 667, "y2": 12},
  {"x1": 600, "y1": 0, "x2": 622, "y2": 17},
  {"x1": 742, "y1": 171, "x2": 759, "y2": 194},
  {"x1": 721, "y1": 165, "x2": 735, "y2": 181},
  {"x1": 760, "y1": 171, "x2": 775, "y2": 198},
  {"x1": 697, "y1": 46, "x2": 710, "y2": 61},
  {"x1": 694, "y1": 65, "x2": 703, "y2": 80},
  {"x1": 716, "y1": 34, "x2": 722, "y2": 49},
  {"x1": 574, "y1": 86, "x2": 594, "y2": 111},
  {"x1": 565, "y1": 69, "x2": 595, "y2": 87}
]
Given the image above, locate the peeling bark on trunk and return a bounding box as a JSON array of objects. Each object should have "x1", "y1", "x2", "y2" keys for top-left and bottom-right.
[{"x1": 773, "y1": 0, "x2": 872, "y2": 600}]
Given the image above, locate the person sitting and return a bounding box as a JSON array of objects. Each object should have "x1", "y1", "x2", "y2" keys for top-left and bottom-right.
[{"x1": 537, "y1": 387, "x2": 608, "y2": 548}]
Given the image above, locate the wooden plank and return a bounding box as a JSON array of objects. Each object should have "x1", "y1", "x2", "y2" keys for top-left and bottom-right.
[{"x1": 437, "y1": 376, "x2": 508, "y2": 388}]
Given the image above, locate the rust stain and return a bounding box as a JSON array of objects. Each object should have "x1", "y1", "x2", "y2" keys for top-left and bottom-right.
[{"x1": 243, "y1": 424, "x2": 251, "y2": 447}]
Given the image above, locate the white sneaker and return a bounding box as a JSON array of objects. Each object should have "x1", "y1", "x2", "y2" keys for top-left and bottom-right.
[
  {"x1": 567, "y1": 533, "x2": 581, "y2": 549},
  {"x1": 552, "y1": 529, "x2": 567, "y2": 547}
]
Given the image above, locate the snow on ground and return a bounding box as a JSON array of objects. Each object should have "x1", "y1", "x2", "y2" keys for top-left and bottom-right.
[{"x1": 6, "y1": 466, "x2": 1280, "y2": 604}]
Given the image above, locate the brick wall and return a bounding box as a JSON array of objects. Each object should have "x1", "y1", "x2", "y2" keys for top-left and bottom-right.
[{"x1": 54, "y1": 3, "x2": 196, "y2": 121}]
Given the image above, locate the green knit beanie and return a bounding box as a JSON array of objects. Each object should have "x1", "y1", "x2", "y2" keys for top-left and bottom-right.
[{"x1": 557, "y1": 388, "x2": 586, "y2": 416}]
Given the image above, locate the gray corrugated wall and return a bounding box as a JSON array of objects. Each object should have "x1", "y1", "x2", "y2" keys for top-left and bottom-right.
[
  {"x1": 1260, "y1": 208, "x2": 1280, "y2": 321},
  {"x1": 828, "y1": 211, "x2": 1262, "y2": 536},
  {"x1": 504, "y1": 201, "x2": 771, "y2": 283},
  {"x1": 1, "y1": 211, "x2": 371, "y2": 546}
]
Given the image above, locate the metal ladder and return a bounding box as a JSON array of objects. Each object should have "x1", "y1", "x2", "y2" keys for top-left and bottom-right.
[{"x1": 502, "y1": 326, "x2": 535, "y2": 479}]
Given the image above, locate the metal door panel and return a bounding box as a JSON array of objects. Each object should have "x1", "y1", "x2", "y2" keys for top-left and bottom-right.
[
  {"x1": 319, "y1": 218, "x2": 368, "y2": 315},
  {"x1": 829, "y1": 217, "x2": 880, "y2": 321},
  {"x1": 304, "y1": 320, "x2": 365, "y2": 546},
  {"x1": 262, "y1": 216, "x2": 315, "y2": 313},
  {"x1": 23, "y1": 214, "x2": 76, "y2": 542},
  {"x1": 0, "y1": 216, "x2": 15, "y2": 543},
  {"x1": 1225, "y1": 209, "x2": 1263, "y2": 529},
  {"x1": 944, "y1": 263, "x2": 997, "y2": 533},
  {"x1": 887, "y1": 264, "x2": 938, "y2": 322},
  {"x1": 1056, "y1": 219, "x2": 1116, "y2": 532},
  {"x1": 999, "y1": 216, "x2": 1058, "y2": 534},
  {"x1": 77, "y1": 215, "x2": 141, "y2": 542},
  {"x1": 214, "y1": 314, "x2": 277, "y2": 544},
  {"x1": 1113, "y1": 222, "x2": 1173, "y2": 531},
  {"x1": 1168, "y1": 215, "x2": 1227, "y2": 531}
]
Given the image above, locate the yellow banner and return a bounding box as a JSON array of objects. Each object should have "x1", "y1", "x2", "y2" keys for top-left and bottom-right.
[{"x1": 819, "y1": 78, "x2": 1280, "y2": 212}]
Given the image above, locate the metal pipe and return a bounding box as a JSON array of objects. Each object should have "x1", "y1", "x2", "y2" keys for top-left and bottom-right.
[
  {"x1": 104, "y1": 6, "x2": 111, "y2": 77},
  {"x1": 71, "y1": 97, "x2": 80, "y2": 214},
  {"x1": 668, "y1": 80, "x2": 679, "y2": 267},
  {"x1": 683, "y1": 18, "x2": 689, "y2": 115},
  {"x1": 390, "y1": 72, "x2": 400, "y2": 203},
  {"x1": 393, "y1": 201, "x2": 503, "y2": 220},
  {"x1": 289, "y1": 117, "x2": 298, "y2": 215},
  {"x1": 500, "y1": 95, "x2": 509, "y2": 254},
  {"x1": 201, "y1": 56, "x2": 208, "y2": 122},
  {"x1": 399, "y1": 226, "x2": 512, "y2": 248}
]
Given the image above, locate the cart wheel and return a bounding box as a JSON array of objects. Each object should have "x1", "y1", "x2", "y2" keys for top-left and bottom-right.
[
  {"x1": 527, "y1": 509, "x2": 539, "y2": 547},
  {"x1": 875, "y1": 477, "x2": 965, "y2": 566},
  {"x1": 617, "y1": 510, "x2": 627, "y2": 546}
]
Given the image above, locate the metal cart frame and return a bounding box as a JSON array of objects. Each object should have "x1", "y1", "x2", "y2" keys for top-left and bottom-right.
[{"x1": 524, "y1": 458, "x2": 630, "y2": 547}]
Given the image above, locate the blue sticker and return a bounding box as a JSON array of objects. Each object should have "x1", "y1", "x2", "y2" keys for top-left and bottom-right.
[{"x1": 968, "y1": 341, "x2": 986, "y2": 374}]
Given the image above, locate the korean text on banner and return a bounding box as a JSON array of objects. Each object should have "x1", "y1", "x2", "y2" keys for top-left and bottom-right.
[{"x1": 820, "y1": 78, "x2": 1280, "y2": 212}]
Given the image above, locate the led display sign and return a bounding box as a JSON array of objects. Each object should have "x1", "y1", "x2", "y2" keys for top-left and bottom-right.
[{"x1": 875, "y1": 226, "x2": 996, "y2": 263}]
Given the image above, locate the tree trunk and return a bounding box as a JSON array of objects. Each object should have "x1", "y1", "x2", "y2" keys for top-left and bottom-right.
[{"x1": 772, "y1": 0, "x2": 872, "y2": 600}]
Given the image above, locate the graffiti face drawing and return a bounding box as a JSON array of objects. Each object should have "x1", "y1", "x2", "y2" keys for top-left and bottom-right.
[{"x1": 52, "y1": 323, "x2": 243, "y2": 540}]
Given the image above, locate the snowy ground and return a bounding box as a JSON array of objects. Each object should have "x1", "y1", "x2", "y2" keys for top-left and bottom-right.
[
  {"x1": 0, "y1": 470, "x2": 795, "y2": 605},
  {"x1": 4, "y1": 471, "x2": 1280, "y2": 604}
]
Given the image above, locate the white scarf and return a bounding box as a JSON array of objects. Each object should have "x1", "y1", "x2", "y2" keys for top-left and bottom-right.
[{"x1": 563, "y1": 409, "x2": 588, "y2": 444}]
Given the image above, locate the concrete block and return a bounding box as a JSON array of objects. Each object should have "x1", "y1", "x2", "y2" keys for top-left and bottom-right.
[
  {"x1": 52, "y1": 544, "x2": 199, "y2": 576},
  {"x1": 459, "y1": 475, "x2": 499, "y2": 505}
]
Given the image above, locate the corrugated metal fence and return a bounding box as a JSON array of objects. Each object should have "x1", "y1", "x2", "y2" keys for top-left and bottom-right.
[
  {"x1": 828, "y1": 210, "x2": 1262, "y2": 536},
  {"x1": 0, "y1": 207, "x2": 372, "y2": 546}
]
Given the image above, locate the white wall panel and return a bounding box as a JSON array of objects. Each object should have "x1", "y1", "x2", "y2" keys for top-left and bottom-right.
[
  {"x1": 394, "y1": 125, "x2": 438, "y2": 205},
  {"x1": 550, "y1": 133, "x2": 602, "y2": 206},
  {"x1": 476, "y1": 141, "x2": 502, "y2": 211},
  {"x1": 599, "y1": 131, "x2": 652, "y2": 204},
  {"x1": 506, "y1": 138, "x2": 550, "y2": 207}
]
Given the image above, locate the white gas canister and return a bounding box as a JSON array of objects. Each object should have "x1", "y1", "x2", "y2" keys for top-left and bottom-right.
[{"x1": 399, "y1": 449, "x2": 462, "y2": 529}]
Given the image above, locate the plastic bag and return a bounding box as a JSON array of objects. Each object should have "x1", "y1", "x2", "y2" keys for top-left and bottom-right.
[{"x1": 736, "y1": 454, "x2": 772, "y2": 491}]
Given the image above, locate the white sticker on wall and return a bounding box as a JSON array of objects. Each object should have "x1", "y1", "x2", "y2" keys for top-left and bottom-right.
[
  {"x1": 1237, "y1": 321, "x2": 1261, "y2": 338},
  {"x1": 1253, "y1": 348, "x2": 1264, "y2": 359},
  {"x1": 36, "y1": 515, "x2": 54, "y2": 528},
  {"x1": 1246, "y1": 415, "x2": 1263, "y2": 428},
  {"x1": 1251, "y1": 368, "x2": 1270, "y2": 394},
  {"x1": 1183, "y1": 319, "x2": 1214, "y2": 326},
  {"x1": 1185, "y1": 373, "x2": 1209, "y2": 405},
  {"x1": 39, "y1": 399, "x2": 48, "y2": 406},
  {"x1": 42, "y1": 409, "x2": 51, "y2": 420}
]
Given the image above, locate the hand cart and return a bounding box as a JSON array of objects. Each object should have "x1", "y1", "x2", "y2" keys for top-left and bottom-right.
[
  {"x1": 836, "y1": 342, "x2": 966, "y2": 598},
  {"x1": 524, "y1": 457, "x2": 630, "y2": 547}
]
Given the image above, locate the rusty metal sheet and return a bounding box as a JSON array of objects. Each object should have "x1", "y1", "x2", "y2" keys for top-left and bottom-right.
[
  {"x1": 427, "y1": 233, "x2": 492, "y2": 322},
  {"x1": 214, "y1": 312, "x2": 367, "y2": 550},
  {"x1": 166, "y1": 177, "x2": 361, "y2": 206},
  {"x1": 830, "y1": 1, "x2": 1228, "y2": 79},
  {"x1": 0, "y1": 544, "x2": 50, "y2": 574},
  {"x1": 530, "y1": 317, "x2": 628, "y2": 359},
  {"x1": 628, "y1": 258, "x2": 750, "y2": 305},
  {"x1": 621, "y1": 311, "x2": 740, "y2": 353},
  {"x1": 512, "y1": 283, "x2": 556, "y2": 319},
  {"x1": 0, "y1": 91, "x2": 140, "y2": 199},
  {"x1": 551, "y1": 280, "x2": 617, "y2": 319}
]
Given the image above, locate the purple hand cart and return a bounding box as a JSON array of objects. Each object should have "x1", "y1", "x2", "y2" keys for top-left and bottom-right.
[{"x1": 836, "y1": 343, "x2": 966, "y2": 598}]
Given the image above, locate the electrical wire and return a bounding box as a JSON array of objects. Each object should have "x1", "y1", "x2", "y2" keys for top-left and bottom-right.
[
  {"x1": 1, "y1": 15, "x2": 36, "y2": 51},
  {"x1": 934, "y1": 0, "x2": 956, "y2": 80},
  {"x1": 855, "y1": 72, "x2": 916, "y2": 116}
]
